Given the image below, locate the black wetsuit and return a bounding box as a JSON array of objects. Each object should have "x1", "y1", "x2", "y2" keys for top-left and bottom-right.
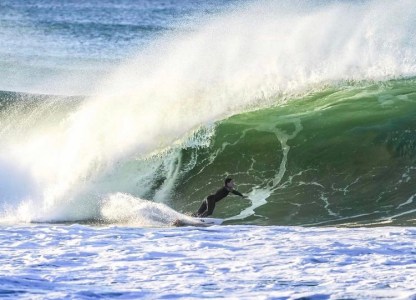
[{"x1": 196, "y1": 186, "x2": 244, "y2": 217}]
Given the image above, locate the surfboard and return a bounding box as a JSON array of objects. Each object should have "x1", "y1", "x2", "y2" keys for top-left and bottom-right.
[
  {"x1": 172, "y1": 217, "x2": 223, "y2": 227},
  {"x1": 194, "y1": 217, "x2": 223, "y2": 225}
]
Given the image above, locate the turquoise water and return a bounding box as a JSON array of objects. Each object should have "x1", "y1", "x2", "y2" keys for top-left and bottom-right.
[
  {"x1": 2, "y1": 80, "x2": 415, "y2": 226},
  {"x1": 173, "y1": 80, "x2": 416, "y2": 226}
]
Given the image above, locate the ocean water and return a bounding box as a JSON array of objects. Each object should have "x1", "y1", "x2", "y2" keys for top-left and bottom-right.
[
  {"x1": 1, "y1": 0, "x2": 416, "y2": 299},
  {"x1": 1, "y1": 225, "x2": 415, "y2": 299}
]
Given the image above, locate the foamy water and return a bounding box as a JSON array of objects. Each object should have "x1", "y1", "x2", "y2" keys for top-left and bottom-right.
[{"x1": 1, "y1": 225, "x2": 415, "y2": 299}]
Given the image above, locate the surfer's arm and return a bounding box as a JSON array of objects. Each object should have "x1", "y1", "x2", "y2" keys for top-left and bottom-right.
[{"x1": 232, "y1": 190, "x2": 245, "y2": 198}]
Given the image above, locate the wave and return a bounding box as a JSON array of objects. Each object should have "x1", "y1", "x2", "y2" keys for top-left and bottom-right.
[
  {"x1": 1, "y1": 0, "x2": 416, "y2": 226},
  {"x1": 172, "y1": 79, "x2": 416, "y2": 226}
]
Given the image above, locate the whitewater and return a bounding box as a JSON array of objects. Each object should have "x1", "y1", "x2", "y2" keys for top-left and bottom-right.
[
  {"x1": 1, "y1": 225, "x2": 415, "y2": 299},
  {"x1": 1, "y1": 0, "x2": 416, "y2": 298}
]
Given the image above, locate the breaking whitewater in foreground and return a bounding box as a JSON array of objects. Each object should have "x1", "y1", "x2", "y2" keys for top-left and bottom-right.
[{"x1": 1, "y1": 225, "x2": 415, "y2": 299}]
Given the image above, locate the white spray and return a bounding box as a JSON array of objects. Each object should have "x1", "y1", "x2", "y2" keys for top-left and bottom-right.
[{"x1": 1, "y1": 0, "x2": 416, "y2": 223}]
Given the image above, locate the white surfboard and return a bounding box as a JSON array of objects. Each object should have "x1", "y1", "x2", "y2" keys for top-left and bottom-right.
[
  {"x1": 172, "y1": 217, "x2": 223, "y2": 227},
  {"x1": 194, "y1": 217, "x2": 224, "y2": 225}
]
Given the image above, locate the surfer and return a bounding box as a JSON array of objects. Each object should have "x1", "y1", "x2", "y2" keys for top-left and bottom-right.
[{"x1": 195, "y1": 177, "x2": 246, "y2": 217}]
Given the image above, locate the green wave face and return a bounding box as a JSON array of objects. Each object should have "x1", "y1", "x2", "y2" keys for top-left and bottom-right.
[
  {"x1": 173, "y1": 79, "x2": 416, "y2": 226},
  {"x1": 1, "y1": 80, "x2": 415, "y2": 226}
]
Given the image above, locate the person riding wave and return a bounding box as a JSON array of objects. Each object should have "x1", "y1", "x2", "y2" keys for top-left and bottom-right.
[{"x1": 195, "y1": 177, "x2": 246, "y2": 218}]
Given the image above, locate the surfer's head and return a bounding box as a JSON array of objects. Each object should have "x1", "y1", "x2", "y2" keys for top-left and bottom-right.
[{"x1": 225, "y1": 177, "x2": 234, "y2": 188}]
